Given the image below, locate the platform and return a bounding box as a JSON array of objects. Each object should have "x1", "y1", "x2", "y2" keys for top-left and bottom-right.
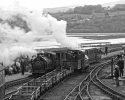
[
  {"x1": 5, "y1": 72, "x2": 31, "y2": 82},
  {"x1": 105, "y1": 68, "x2": 125, "y2": 81},
  {"x1": 101, "y1": 50, "x2": 123, "y2": 59},
  {"x1": 119, "y1": 72, "x2": 125, "y2": 81}
]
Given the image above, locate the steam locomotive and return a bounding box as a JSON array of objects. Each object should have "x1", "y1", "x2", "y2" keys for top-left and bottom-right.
[
  {"x1": 31, "y1": 52, "x2": 57, "y2": 74},
  {"x1": 31, "y1": 47, "x2": 101, "y2": 74}
]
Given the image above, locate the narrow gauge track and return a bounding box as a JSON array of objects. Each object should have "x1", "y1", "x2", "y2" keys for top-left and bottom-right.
[
  {"x1": 41, "y1": 56, "x2": 117, "y2": 100},
  {"x1": 39, "y1": 71, "x2": 88, "y2": 100},
  {"x1": 92, "y1": 67, "x2": 125, "y2": 99},
  {"x1": 4, "y1": 54, "x2": 121, "y2": 100},
  {"x1": 81, "y1": 58, "x2": 125, "y2": 100},
  {"x1": 87, "y1": 61, "x2": 115, "y2": 100},
  {"x1": 64, "y1": 57, "x2": 118, "y2": 100}
]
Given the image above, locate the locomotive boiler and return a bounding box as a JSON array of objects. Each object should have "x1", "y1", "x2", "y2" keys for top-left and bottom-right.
[{"x1": 31, "y1": 52, "x2": 57, "y2": 74}]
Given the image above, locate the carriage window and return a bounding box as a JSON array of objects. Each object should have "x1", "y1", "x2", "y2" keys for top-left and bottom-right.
[
  {"x1": 74, "y1": 52, "x2": 77, "y2": 56},
  {"x1": 56, "y1": 53, "x2": 60, "y2": 60},
  {"x1": 78, "y1": 51, "x2": 81, "y2": 55},
  {"x1": 86, "y1": 51, "x2": 88, "y2": 55},
  {"x1": 74, "y1": 52, "x2": 77, "y2": 60}
]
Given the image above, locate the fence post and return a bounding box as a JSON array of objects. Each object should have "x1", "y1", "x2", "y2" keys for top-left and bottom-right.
[{"x1": 111, "y1": 57, "x2": 114, "y2": 78}]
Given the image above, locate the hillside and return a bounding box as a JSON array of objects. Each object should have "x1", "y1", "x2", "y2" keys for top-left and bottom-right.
[
  {"x1": 43, "y1": 7, "x2": 70, "y2": 13},
  {"x1": 1, "y1": 4, "x2": 125, "y2": 34},
  {"x1": 50, "y1": 10, "x2": 125, "y2": 33},
  {"x1": 43, "y1": 0, "x2": 125, "y2": 13},
  {"x1": 102, "y1": 0, "x2": 125, "y2": 7}
]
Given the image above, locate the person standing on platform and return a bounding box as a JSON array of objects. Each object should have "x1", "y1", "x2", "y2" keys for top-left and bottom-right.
[
  {"x1": 117, "y1": 58, "x2": 124, "y2": 77},
  {"x1": 114, "y1": 65, "x2": 120, "y2": 87},
  {"x1": 105, "y1": 47, "x2": 108, "y2": 55},
  {"x1": 20, "y1": 57, "x2": 26, "y2": 75},
  {"x1": 15, "y1": 60, "x2": 21, "y2": 73},
  {"x1": 117, "y1": 53, "x2": 123, "y2": 60}
]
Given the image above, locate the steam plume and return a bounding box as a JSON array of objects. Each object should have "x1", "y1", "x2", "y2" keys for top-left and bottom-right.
[
  {"x1": 0, "y1": 46, "x2": 37, "y2": 66},
  {"x1": 0, "y1": 2, "x2": 79, "y2": 66}
]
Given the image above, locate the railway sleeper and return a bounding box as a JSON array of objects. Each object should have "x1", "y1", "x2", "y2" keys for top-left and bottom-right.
[
  {"x1": 93, "y1": 81, "x2": 124, "y2": 100},
  {"x1": 95, "y1": 77, "x2": 125, "y2": 99}
]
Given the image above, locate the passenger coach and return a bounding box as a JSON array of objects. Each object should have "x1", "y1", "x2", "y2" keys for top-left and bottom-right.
[{"x1": 83, "y1": 47, "x2": 102, "y2": 63}]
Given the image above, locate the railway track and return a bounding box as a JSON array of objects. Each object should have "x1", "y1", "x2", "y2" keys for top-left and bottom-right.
[
  {"x1": 40, "y1": 56, "x2": 118, "y2": 100},
  {"x1": 87, "y1": 61, "x2": 114, "y2": 100},
  {"x1": 64, "y1": 58, "x2": 111, "y2": 100},
  {"x1": 92, "y1": 66, "x2": 125, "y2": 100},
  {"x1": 4, "y1": 53, "x2": 121, "y2": 100},
  {"x1": 78, "y1": 57, "x2": 125, "y2": 100},
  {"x1": 39, "y1": 72, "x2": 88, "y2": 100},
  {"x1": 64, "y1": 55, "x2": 125, "y2": 100}
]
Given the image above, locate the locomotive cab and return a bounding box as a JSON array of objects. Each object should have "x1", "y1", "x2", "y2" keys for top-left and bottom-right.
[{"x1": 63, "y1": 50, "x2": 88, "y2": 72}]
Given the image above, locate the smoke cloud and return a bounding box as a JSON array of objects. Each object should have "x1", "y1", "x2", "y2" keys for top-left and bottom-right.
[
  {"x1": 0, "y1": 2, "x2": 79, "y2": 66},
  {"x1": 0, "y1": 46, "x2": 37, "y2": 66}
]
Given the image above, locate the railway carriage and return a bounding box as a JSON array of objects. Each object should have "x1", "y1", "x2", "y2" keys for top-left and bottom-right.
[
  {"x1": 84, "y1": 47, "x2": 101, "y2": 63},
  {"x1": 0, "y1": 64, "x2": 5, "y2": 100}
]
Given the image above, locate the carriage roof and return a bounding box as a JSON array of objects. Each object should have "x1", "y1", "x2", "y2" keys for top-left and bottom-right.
[
  {"x1": 80, "y1": 46, "x2": 101, "y2": 50},
  {"x1": 34, "y1": 45, "x2": 102, "y2": 54}
]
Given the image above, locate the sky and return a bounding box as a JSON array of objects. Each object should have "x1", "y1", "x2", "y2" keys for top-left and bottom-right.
[{"x1": 0, "y1": 0, "x2": 119, "y2": 10}]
